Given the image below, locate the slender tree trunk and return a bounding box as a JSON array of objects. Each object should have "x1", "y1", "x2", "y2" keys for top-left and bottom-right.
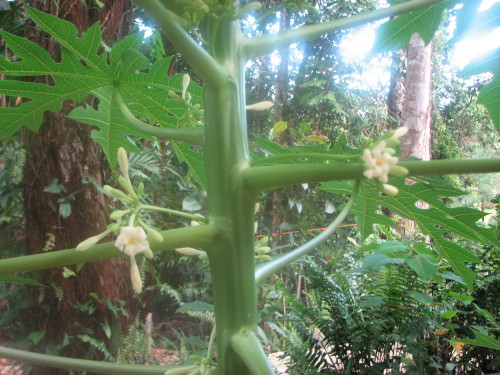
[
  {"x1": 398, "y1": 33, "x2": 433, "y2": 236},
  {"x1": 400, "y1": 33, "x2": 432, "y2": 161},
  {"x1": 22, "y1": 1, "x2": 134, "y2": 372}
]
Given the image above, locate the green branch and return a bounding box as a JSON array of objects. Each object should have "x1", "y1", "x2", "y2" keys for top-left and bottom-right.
[
  {"x1": 114, "y1": 86, "x2": 203, "y2": 145},
  {"x1": 138, "y1": 204, "x2": 206, "y2": 222},
  {"x1": 0, "y1": 225, "x2": 217, "y2": 276},
  {"x1": 243, "y1": 0, "x2": 448, "y2": 58},
  {"x1": 242, "y1": 158, "x2": 500, "y2": 193},
  {"x1": 230, "y1": 329, "x2": 274, "y2": 375},
  {"x1": 133, "y1": 0, "x2": 227, "y2": 88},
  {"x1": 251, "y1": 152, "x2": 355, "y2": 166},
  {"x1": 255, "y1": 180, "x2": 359, "y2": 284},
  {"x1": 0, "y1": 346, "x2": 173, "y2": 375}
]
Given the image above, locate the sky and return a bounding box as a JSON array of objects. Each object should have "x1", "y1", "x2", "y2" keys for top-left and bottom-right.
[{"x1": 340, "y1": 0, "x2": 500, "y2": 69}]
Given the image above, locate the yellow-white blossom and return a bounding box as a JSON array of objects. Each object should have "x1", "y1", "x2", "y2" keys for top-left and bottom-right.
[
  {"x1": 362, "y1": 141, "x2": 398, "y2": 183},
  {"x1": 115, "y1": 226, "x2": 150, "y2": 294},
  {"x1": 115, "y1": 226, "x2": 150, "y2": 257}
]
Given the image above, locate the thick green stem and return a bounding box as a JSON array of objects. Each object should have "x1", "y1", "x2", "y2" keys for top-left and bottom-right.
[
  {"x1": 243, "y1": 158, "x2": 500, "y2": 193},
  {"x1": 200, "y1": 14, "x2": 260, "y2": 374},
  {"x1": 0, "y1": 346, "x2": 172, "y2": 375},
  {"x1": 133, "y1": 0, "x2": 227, "y2": 88},
  {"x1": 244, "y1": 0, "x2": 448, "y2": 58},
  {"x1": 0, "y1": 225, "x2": 216, "y2": 276},
  {"x1": 114, "y1": 86, "x2": 204, "y2": 145},
  {"x1": 255, "y1": 180, "x2": 360, "y2": 284}
]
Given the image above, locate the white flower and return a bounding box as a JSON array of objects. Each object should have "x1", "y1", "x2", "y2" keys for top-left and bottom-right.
[
  {"x1": 115, "y1": 226, "x2": 150, "y2": 257},
  {"x1": 362, "y1": 141, "x2": 398, "y2": 183}
]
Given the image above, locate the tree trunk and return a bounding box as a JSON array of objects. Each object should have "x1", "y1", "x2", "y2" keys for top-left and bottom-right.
[
  {"x1": 22, "y1": 1, "x2": 134, "y2": 372},
  {"x1": 400, "y1": 33, "x2": 432, "y2": 161},
  {"x1": 398, "y1": 33, "x2": 433, "y2": 236}
]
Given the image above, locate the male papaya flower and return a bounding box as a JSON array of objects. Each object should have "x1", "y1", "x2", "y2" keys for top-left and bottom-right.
[
  {"x1": 361, "y1": 127, "x2": 409, "y2": 195},
  {"x1": 362, "y1": 140, "x2": 398, "y2": 183},
  {"x1": 115, "y1": 226, "x2": 150, "y2": 293}
]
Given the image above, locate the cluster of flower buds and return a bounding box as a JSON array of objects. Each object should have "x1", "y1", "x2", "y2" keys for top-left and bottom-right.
[
  {"x1": 361, "y1": 127, "x2": 409, "y2": 196},
  {"x1": 76, "y1": 147, "x2": 164, "y2": 293},
  {"x1": 254, "y1": 236, "x2": 271, "y2": 261}
]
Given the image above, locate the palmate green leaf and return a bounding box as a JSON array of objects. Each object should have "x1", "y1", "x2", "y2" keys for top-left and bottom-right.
[
  {"x1": 172, "y1": 141, "x2": 206, "y2": 190},
  {"x1": 320, "y1": 178, "x2": 499, "y2": 291},
  {"x1": 0, "y1": 6, "x2": 201, "y2": 165},
  {"x1": 405, "y1": 254, "x2": 438, "y2": 282},
  {"x1": 460, "y1": 330, "x2": 500, "y2": 351},
  {"x1": 373, "y1": 1, "x2": 450, "y2": 53}
]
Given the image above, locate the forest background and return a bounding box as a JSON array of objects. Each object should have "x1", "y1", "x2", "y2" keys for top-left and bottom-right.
[{"x1": 0, "y1": 0, "x2": 499, "y2": 374}]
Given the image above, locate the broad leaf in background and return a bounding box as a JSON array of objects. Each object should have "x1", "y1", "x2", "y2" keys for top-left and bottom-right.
[
  {"x1": 172, "y1": 141, "x2": 206, "y2": 190},
  {"x1": 320, "y1": 177, "x2": 499, "y2": 291},
  {"x1": 0, "y1": 6, "x2": 202, "y2": 165},
  {"x1": 456, "y1": 1, "x2": 500, "y2": 132},
  {"x1": 373, "y1": 1, "x2": 450, "y2": 52},
  {"x1": 460, "y1": 47, "x2": 500, "y2": 132},
  {"x1": 459, "y1": 330, "x2": 500, "y2": 351}
]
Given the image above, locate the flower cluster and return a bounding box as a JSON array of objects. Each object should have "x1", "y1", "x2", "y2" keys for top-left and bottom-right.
[{"x1": 361, "y1": 127, "x2": 409, "y2": 196}]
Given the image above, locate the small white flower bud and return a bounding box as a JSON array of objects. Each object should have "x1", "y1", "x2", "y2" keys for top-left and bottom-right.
[
  {"x1": 246, "y1": 101, "x2": 274, "y2": 111},
  {"x1": 182, "y1": 74, "x2": 190, "y2": 99},
  {"x1": 117, "y1": 147, "x2": 129, "y2": 178},
  {"x1": 256, "y1": 246, "x2": 271, "y2": 254},
  {"x1": 143, "y1": 249, "x2": 154, "y2": 259},
  {"x1": 382, "y1": 184, "x2": 399, "y2": 196},
  {"x1": 110, "y1": 209, "x2": 130, "y2": 220},
  {"x1": 176, "y1": 247, "x2": 204, "y2": 256},
  {"x1": 389, "y1": 165, "x2": 409, "y2": 177},
  {"x1": 393, "y1": 126, "x2": 408, "y2": 138},
  {"x1": 130, "y1": 256, "x2": 142, "y2": 294},
  {"x1": 103, "y1": 185, "x2": 129, "y2": 200},
  {"x1": 76, "y1": 235, "x2": 100, "y2": 251}
]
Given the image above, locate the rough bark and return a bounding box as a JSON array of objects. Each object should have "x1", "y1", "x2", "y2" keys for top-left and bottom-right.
[
  {"x1": 22, "y1": 1, "x2": 134, "y2": 372},
  {"x1": 400, "y1": 33, "x2": 432, "y2": 161},
  {"x1": 398, "y1": 33, "x2": 433, "y2": 237}
]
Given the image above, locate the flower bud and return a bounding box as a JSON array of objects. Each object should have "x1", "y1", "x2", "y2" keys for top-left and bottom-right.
[
  {"x1": 255, "y1": 255, "x2": 272, "y2": 261},
  {"x1": 389, "y1": 165, "x2": 409, "y2": 177},
  {"x1": 143, "y1": 249, "x2": 154, "y2": 259},
  {"x1": 137, "y1": 182, "x2": 144, "y2": 197},
  {"x1": 382, "y1": 184, "x2": 399, "y2": 196},
  {"x1": 130, "y1": 256, "x2": 142, "y2": 294},
  {"x1": 256, "y1": 236, "x2": 269, "y2": 247},
  {"x1": 144, "y1": 225, "x2": 164, "y2": 243},
  {"x1": 246, "y1": 101, "x2": 274, "y2": 111},
  {"x1": 393, "y1": 126, "x2": 408, "y2": 138},
  {"x1": 103, "y1": 185, "x2": 129, "y2": 200},
  {"x1": 182, "y1": 74, "x2": 190, "y2": 100},
  {"x1": 76, "y1": 235, "x2": 100, "y2": 251},
  {"x1": 110, "y1": 209, "x2": 130, "y2": 220},
  {"x1": 176, "y1": 247, "x2": 204, "y2": 256},
  {"x1": 164, "y1": 365, "x2": 198, "y2": 375},
  {"x1": 256, "y1": 246, "x2": 271, "y2": 254},
  {"x1": 117, "y1": 147, "x2": 129, "y2": 178}
]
